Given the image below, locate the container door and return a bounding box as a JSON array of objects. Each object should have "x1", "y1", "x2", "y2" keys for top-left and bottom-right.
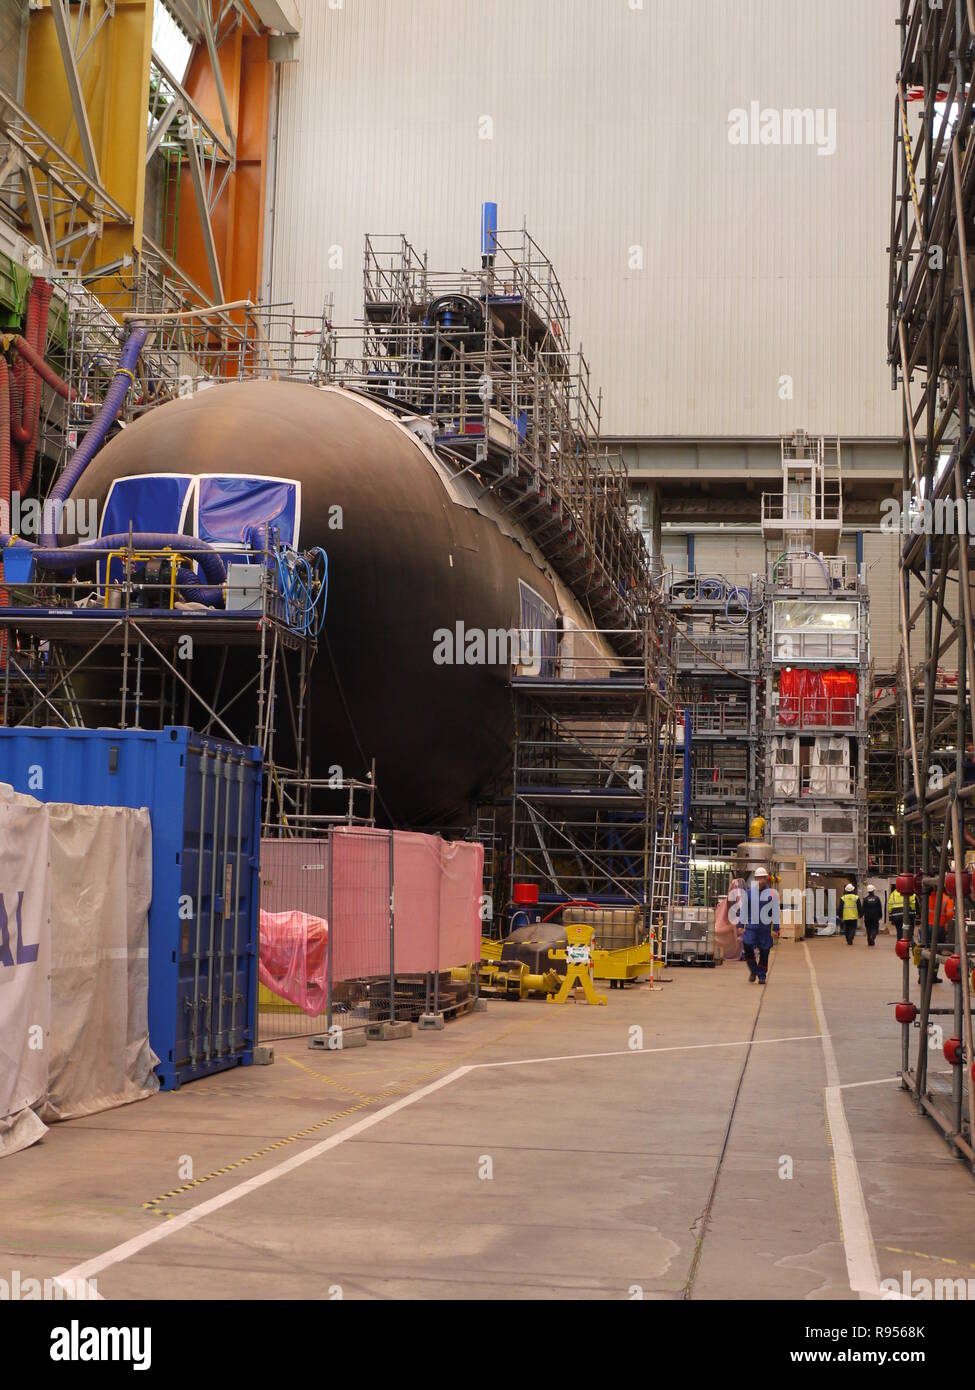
[{"x1": 175, "y1": 744, "x2": 260, "y2": 1082}]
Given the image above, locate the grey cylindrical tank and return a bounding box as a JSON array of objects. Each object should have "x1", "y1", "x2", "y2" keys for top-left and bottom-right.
[
  {"x1": 734, "y1": 839, "x2": 775, "y2": 878},
  {"x1": 73, "y1": 380, "x2": 561, "y2": 825}
]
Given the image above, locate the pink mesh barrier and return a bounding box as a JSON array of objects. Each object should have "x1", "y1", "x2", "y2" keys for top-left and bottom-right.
[
  {"x1": 438, "y1": 839, "x2": 484, "y2": 970},
  {"x1": 329, "y1": 828, "x2": 483, "y2": 981},
  {"x1": 388, "y1": 831, "x2": 440, "y2": 974},
  {"x1": 329, "y1": 829, "x2": 392, "y2": 984}
]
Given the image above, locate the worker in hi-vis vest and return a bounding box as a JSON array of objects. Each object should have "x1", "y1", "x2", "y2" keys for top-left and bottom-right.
[
  {"x1": 923, "y1": 893, "x2": 952, "y2": 985},
  {"x1": 888, "y1": 885, "x2": 906, "y2": 941},
  {"x1": 889, "y1": 888, "x2": 917, "y2": 942},
  {"x1": 841, "y1": 883, "x2": 862, "y2": 945}
]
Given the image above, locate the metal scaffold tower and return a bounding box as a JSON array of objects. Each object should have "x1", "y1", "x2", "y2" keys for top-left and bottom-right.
[
  {"x1": 888, "y1": 0, "x2": 975, "y2": 1165},
  {"x1": 760, "y1": 433, "x2": 870, "y2": 885},
  {"x1": 322, "y1": 216, "x2": 652, "y2": 647},
  {"x1": 0, "y1": 555, "x2": 320, "y2": 835},
  {"x1": 505, "y1": 605, "x2": 673, "y2": 955},
  {"x1": 867, "y1": 680, "x2": 902, "y2": 878},
  {"x1": 660, "y1": 569, "x2": 763, "y2": 864}
]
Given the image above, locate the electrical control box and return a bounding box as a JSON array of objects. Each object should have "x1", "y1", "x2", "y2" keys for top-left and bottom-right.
[{"x1": 225, "y1": 562, "x2": 263, "y2": 612}]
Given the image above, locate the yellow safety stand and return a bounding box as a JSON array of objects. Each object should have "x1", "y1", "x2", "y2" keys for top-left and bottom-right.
[
  {"x1": 591, "y1": 941, "x2": 655, "y2": 987},
  {"x1": 546, "y1": 923, "x2": 607, "y2": 1005}
]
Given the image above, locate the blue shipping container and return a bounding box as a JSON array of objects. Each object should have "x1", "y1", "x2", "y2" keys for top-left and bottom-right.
[{"x1": 0, "y1": 726, "x2": 262, "y2": 1089}]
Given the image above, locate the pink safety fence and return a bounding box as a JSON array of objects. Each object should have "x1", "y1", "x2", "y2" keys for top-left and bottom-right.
[
  {"x1": 329, "y1": 828, "x2": 483, "y2": 980},
  {"x1": 258, "y1": 829, "x2": 483, "y2": 1030}
]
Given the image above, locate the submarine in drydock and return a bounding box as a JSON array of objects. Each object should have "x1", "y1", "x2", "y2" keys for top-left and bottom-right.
[{"x1": 71, "y1": 378, "x2": 615, "y2": 825}]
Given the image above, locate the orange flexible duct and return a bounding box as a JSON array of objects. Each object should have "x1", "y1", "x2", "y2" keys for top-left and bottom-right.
[
  {"x1": 9, "y1": 282, "x2": 40, "y2": 455},
  {"x1": 16, "y1": 278, "x2": 56, "y2": 494}
]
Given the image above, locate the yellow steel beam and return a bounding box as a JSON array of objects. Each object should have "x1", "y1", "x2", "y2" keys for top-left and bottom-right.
[{"x1": 23, "y1": 0, "x2": 153, "y2": 285}]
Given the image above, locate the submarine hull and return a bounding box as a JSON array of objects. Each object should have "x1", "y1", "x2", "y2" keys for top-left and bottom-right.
[{"x1": 74, "y1": 380, "x2": 563, "y2": 825}]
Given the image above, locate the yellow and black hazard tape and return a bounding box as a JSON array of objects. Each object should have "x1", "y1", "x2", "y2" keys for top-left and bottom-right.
[
  {"x1": 141, "y1": 1062, "x2": 453, "y2": 1218},
  {"x1": 141, "y1": 1096, "x2": 385, "y2": 1218},
  {"x1": 280, "y1": 1053, "x2": 380, "y2": 1101},
  {"x1": 142, "y1": 1011, "x2": 554, "y2": 1218}
]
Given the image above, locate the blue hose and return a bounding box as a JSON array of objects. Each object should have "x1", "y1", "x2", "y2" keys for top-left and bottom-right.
[
  {"x1": 272, "y1": 545, "x2": 328, "y2": 636},
  {"x1": 4, "y1": 532, "x2": 227, "y2": 607},
  {"x1": 0, "y1": 324, "x2": 232, "y2": 606},
  {"x1": 42, "y1": 324, "x2": 150, "y2": 546}
]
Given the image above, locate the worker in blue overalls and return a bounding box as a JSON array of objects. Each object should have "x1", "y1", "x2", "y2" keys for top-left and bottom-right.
[{"x1": 740, "y1": 865, "x2": 780, "y2": 984}]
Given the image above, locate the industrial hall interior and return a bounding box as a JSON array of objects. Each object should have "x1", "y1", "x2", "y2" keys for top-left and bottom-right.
[{"x1": 3, "y1": 0, "x2": 975, "y2": 1336}]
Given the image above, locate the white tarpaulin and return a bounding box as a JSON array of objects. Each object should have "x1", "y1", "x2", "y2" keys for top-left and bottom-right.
[
  {"x1": 0, "y1": 787, "x2": 51, "y2": 1158},
  {"x1": 810, "y1": 736, "x2": 852, "y2": 796},
  {"x1": 40, "y1": 803, "x2": 156, "y2": 1122},
  {"x1": 0, "y1": 787, "x2": 157, "y2": 1158},
  {"x1": 772, "y1": 735, "x2": 799, "y2": 797}
]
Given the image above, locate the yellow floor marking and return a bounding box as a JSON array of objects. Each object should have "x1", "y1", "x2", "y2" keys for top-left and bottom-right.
[
  {"x1": 142, "y1": 1014, "x2": 554, "y2": 1217},
  {"x1": 883, "y1": 1245, "x2": 975, "y2": 1272},
  {"x1": 280, "y1": 1055, "x2": 378, "y2": 1101}
]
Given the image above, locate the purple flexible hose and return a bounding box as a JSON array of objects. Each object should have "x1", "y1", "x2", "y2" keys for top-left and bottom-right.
[
  {"x1": 2, "y1": 532, "x2": 227, "y2": 607},
  {"x1": 42, "y1": 324, "x2": 150, "y2": 546},
  {"x1": 2, "y1": 323, "x2": 227, "y2": 606}
]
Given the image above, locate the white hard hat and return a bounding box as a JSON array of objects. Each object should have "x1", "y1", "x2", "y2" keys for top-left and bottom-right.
[
  {"x1": 845, "y1": 882, "x2": 855, "y2": 892},
  {"x1": 754, "y1": 866, "x2": 769, "y2": 878},
  {"x1": 867, "y1": 884, "x2": 876, "y2": 893}
]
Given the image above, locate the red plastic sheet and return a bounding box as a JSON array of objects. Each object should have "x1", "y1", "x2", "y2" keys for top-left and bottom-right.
[
  {"x1": 778, "y1": 668, "x2": 858, "y2": 727},
  {"x1": 259, "y1": 909, "x2": 328, "y2": 1015},
  {"x1": 778, "y1": 668, "x2": 819, "y2": 726},
  {"x1": 821, "y1": 669, "x2": 858, "y2": 726}
]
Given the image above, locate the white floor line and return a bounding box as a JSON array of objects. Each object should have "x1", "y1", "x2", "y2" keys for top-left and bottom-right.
[
  {"x1": 837, "y1": 1076, "x2": 901, "y2": 1091},
  {"x1": 803, "y1": 943, "x2": 899, "y2": 1301},
  {"x1": 54, "y1": 1030, "x2": 824, "y2": 1288},
  {"x1": 472, "y1": 1032, "x2": 823, "y2": 1070},
  {"x1": 55, "y1": 1064, "x2": 474, "y2": 1288}
]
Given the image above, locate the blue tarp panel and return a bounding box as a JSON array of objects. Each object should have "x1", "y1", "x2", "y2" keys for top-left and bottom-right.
[
  {"x1": 196, "y1": 476, "x2": 299, "y2": 555},
  {"x1": 99, "y1": 474, "x2": 194, "y2": 584},
  {"x1": 101, "y1": 474, "x2": 193, "y2": 539}
]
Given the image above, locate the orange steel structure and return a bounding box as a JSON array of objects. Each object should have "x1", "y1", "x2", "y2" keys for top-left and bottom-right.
[
  {"x1": 173, "y1": 24, "x2": 271, "y2": 304},
  {"x1": 7, "y1": 1, "x2": 277, "y2": 313}
]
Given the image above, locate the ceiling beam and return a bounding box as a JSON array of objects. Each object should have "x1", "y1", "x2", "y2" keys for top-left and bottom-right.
[{"x1": 246, "y1": 0, "x2": 300, "y2": 34}]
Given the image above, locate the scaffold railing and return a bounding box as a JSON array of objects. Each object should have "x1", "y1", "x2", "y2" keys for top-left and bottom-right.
[
  {"x1": 889, "y1": 0, "x2": 975, "y2": 1168},
  {"x1": 332, "y1": 229, "x2": 652, "y2": 634}
]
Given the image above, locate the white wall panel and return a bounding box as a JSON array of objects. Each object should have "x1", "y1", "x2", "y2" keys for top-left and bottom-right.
[
  {"x1": 693, "y1": 534, "x2": 768, "y2": 585},
  {"x1": 862, "y1": 531, "x2": 900, "y2": 675},
  {"x1": 269, "y1": 0, "x2": 900, "y2": 440}
]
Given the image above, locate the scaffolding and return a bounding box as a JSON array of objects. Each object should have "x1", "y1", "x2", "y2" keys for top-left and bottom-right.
[
  {"x1": 322, "y1": 226, "x2": 652, "y2": 645},
  {"x1": 760, "y1": 433, "x2": 869, "y2": 882},
  {"x1": 867, "y1": 683, "x2": 901, "y2": 878},
  {"x1": 505, "y1": 610, "x2": 672, "y2": 954},
  {"x1": 0, "y1": 254, "x2": 334, "y2": 531},
  {"x1": 660, "y1": 568, "x2": 763, "y2": 863},
  {"x1": 888, "y1": 0, "x2": 975, "y2": 1165},
  {"x1": 0, "y1": 547, "x2": 320, "y2": 835}
]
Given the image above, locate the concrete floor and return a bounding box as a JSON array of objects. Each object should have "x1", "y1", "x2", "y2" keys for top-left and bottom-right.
[{"x1": 3, "y1": 932, "x2": 974, "y2": 1300}]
